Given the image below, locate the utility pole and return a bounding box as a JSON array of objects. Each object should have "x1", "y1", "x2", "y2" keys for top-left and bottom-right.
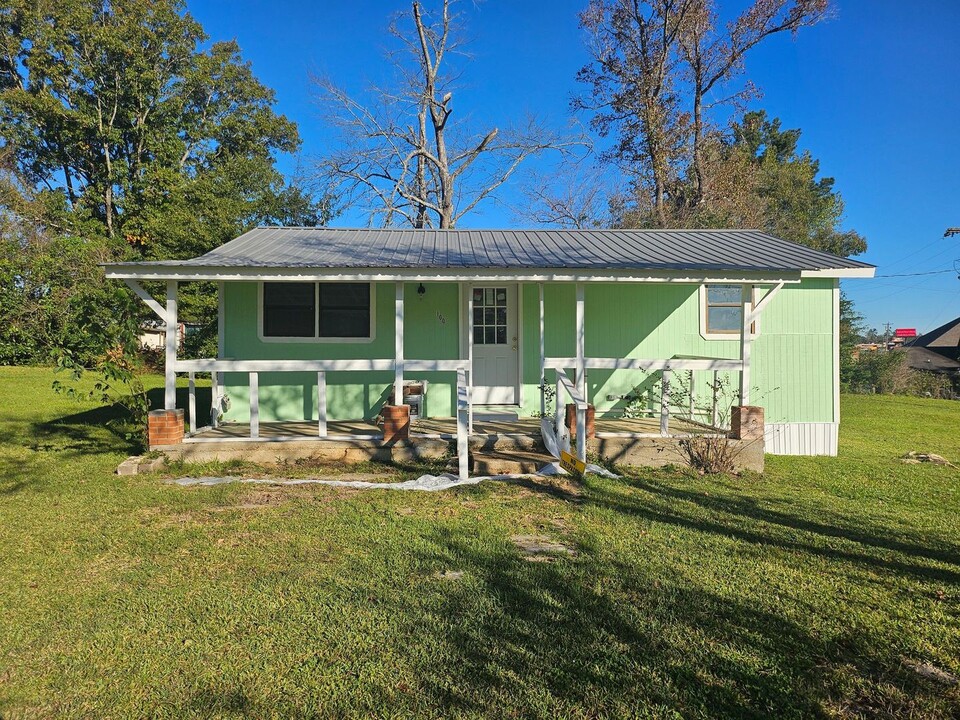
[{"x1": 945, "y1": 228, "x2": 960, "y2": 237}]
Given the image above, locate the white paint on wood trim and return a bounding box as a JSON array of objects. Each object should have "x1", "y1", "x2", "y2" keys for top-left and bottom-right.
[
  {"x1": 106, "y1": 264, "x2": 808, "y2": 284},
  {"x1": 394, "y1": 281, "x2": 404, "y2": 405},
  {"x1": 124, "y1": 279, "x2": 167, "y2": 322},
  {"x1": 575, "y1": 282, "x2": 586, "y2": 400},
  {"x1": 545, "y1": 357, "x2": 743, "y2": 371},
  {"x1": 538, "y1": 282, "x2": 545, "y2": 417},
  {"x1": 188, "y1": 372, "x2": 196, "y2": 434},
  {"x1": 739, "y1": 285, "x2": 754, "y2": 404},
  {"x1": 833, "y1": 280, "x2": 841, "y2": 424},
  {"x1": 317, "y1": 372, "x2": 327, "y2": 438},
  {"x1": 456, "y1": 368, "x2": 469, "y2": 481},
  {"x1": 249, "y1": 371, "x2": 259, "y2": 439},
  {"x1": 165, "y1": 280, "x2": 178, "y2": 410}
]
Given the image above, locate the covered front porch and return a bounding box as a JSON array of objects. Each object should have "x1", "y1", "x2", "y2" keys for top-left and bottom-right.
[{"x1": 122, "y1": 273, "x2": 780, "y2": 479}]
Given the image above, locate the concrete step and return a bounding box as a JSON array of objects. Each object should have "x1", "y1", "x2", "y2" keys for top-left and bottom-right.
[
  {"x1": 467, "y1": 449, "x2": 554, "y2": 476},
  {"x1": 468, "y1": 433, "x2": 546, "y2": 453}
]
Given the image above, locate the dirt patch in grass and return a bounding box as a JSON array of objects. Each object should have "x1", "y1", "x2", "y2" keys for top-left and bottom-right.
[{"x1": 510, "y1": 533, "x2": 578, "y2": 562}]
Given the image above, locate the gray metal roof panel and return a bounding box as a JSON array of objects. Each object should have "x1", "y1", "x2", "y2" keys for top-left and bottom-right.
[{"x1": 132, "y1": 227, "x2": 874, "y2": 272}]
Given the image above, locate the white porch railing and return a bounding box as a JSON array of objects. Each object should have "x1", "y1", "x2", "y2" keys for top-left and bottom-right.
[
  {"x1": 545, "y1": 355, "x2": 743, "y2": 443},
  {"x1": 173, "y1": 358, "x2": 471, "y2": 480}
]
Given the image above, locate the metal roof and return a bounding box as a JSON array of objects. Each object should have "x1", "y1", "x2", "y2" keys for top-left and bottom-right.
[{"x1": 105, "y1": 227, "x2": 874, "y2": 279}]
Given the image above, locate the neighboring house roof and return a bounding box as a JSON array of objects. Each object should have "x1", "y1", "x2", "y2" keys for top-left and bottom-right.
[
  {"x1": 906, "y1": 316, "x2": 960, "y2": 361},
  {"x1": 905, "y1": 345, "x2": 960, "y2": 372},
  {"x1": 104, "y1": 227, "x2": 874, "y2": 282}
]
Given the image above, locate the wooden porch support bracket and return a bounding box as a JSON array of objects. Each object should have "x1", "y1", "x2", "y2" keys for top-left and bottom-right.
[
  {"x1": 123, "y1": 279, "x2": 168, "y2": 323},
  {"x1": 164, "y1": 280, "x2": 178, "y2": 410}
]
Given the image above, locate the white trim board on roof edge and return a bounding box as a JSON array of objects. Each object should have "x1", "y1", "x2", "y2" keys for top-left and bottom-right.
[{"x1": 103, "y1": 265, "x2": 844, "y2": 283}]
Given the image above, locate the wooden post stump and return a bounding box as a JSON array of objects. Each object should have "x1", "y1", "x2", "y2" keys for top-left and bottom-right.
[
  {"x1": 381, "y1": 404, "x2": 410, "y2": 443},
  {"x1": 729, "y1": 405, "x2": 764, "y2": 441},
  {"x1": 148, "y1": 409, "x2": 184, "y2": 449},
  {"x1": 565, "y1": 403, "x2": 596, "y2": 439}
]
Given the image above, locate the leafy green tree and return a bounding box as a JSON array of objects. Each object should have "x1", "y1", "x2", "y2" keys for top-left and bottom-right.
[{"x1": 0, "y1": 0, "x2": 328, "y2": 438}]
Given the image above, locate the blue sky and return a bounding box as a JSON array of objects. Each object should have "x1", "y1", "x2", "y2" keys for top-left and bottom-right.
[{"x1": 187, "y1": 0, "x2": 960, "y2": 333}]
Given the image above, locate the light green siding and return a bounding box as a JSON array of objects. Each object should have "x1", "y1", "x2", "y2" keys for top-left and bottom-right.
[
  {"x1": 221, "y1": 282, "x2": 460, "y2": 422},
  {"x1": 515, "y1": 279, "x2": 836, "y2": 423},
  {"x1": 219, "y1": 278, "x2": 836, "y2": 426}
]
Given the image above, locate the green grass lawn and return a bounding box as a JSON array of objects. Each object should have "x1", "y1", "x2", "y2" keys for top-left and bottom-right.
[{"x1": 1, "y1": 366, "x2": 958, "y2": 719}]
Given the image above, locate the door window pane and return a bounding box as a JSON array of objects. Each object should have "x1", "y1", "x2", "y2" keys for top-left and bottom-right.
[{"x1": 472, "y1": 287, "x2": 509, "y2": 345}]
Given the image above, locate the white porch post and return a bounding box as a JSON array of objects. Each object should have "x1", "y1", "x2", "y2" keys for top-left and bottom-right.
[
  {"x1": 394, "y1": 282, "x2": 404, "y2": 406},
  {"x1": 164, "y1": 280, "x2": 178, "y2": 410},
  {"x1": 466, "y1": 284, "x2": 474, "y2": 433},
  {"x1": 249, "y1": 371, "x2": 259, "y2": 439},
  {"x1": 575, "y1": 282, "x2": 586, "y2": 399},
  {"x1": 538, "y1": 282, "x2": 546, "y2": 417},
  {"x1": 317, "y1": 371, "x2": 327, "y2": 438},
  {"x1": 739, "y1": 285, "x2": 754, "y2": 405}
]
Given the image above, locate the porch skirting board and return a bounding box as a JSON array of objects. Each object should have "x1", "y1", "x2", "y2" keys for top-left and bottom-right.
[{"x1": 764, "y1": 422, "x2": 838, "y2": 456}]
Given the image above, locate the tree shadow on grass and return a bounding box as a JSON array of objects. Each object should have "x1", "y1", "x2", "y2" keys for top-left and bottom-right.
[
  {"x1": 408, "y1": 509, "x2": 957, "y2": 718},
  {"x1": 595, "y1": 475, "x2": 960, "y2": 584},
  {"x1": 411, "y1": 528, "x2": 843, "y2": 718}
]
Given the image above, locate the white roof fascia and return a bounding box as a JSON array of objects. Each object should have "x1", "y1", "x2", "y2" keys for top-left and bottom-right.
[
  {"x1": 801, "y1": 267, "x2": 875, "y2": 278},
  {"x1": 104, "y1": 264, "x2": 804, "y2": 285}
]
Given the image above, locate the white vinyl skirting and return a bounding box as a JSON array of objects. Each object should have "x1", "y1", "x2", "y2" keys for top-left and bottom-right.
[{"x1": 764, "y1": 423, "x2": 839, "y2": 456}]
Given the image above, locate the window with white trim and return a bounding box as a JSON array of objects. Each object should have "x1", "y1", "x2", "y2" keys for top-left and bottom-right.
[
  {"x1": 262, "y1": 282, "x2": 372, "y2": 339},
  {"x1": 704, "y1": 284, "x2": 743, "y2": 334}
]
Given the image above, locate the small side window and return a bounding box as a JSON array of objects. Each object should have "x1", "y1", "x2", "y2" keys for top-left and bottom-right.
[{"x1": 704, "y1": 285, "x2": 743, "y2": 335}]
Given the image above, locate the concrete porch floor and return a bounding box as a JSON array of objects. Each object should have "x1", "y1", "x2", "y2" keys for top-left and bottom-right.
[{"x1": 186, "y1": 415, "x2": 714, "y2": 442}]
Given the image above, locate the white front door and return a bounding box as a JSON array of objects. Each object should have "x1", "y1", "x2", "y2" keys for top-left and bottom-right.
[{"x1": 470, "y1": 285, "x2": 519, "y2": 405}]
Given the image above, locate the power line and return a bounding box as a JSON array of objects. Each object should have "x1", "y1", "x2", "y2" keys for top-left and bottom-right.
[{"x1": 874, "y1": 268, "x2": 957, "y2": 278}]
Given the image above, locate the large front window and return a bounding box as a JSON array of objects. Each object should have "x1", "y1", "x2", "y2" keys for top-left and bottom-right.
[{"x1": 262, "y1": 282, "x2": 372, "y2": 340}]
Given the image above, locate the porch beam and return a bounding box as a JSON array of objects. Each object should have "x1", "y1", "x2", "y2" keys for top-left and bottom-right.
[
  {"x1": 124, "y1": 279, "x2": 167, "y2": 323},
  {"x1": 545, "y1": 357, "x2": 744, "y2": 371},
  {"x1": 394, "y1": 282, "x2": 404, "y2": 407},
  {"x1": 164, "y1": 280, "x2": 177, "y2": 410}
]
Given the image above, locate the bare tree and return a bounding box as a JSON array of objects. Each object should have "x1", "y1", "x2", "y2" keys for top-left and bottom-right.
[
  {"x1": 315, "y1": 0, "x2": 580, "y2": 229},
  {"x1": 575, "y1": 0, "x2": 695, "y2": 226},
  {"x1": 575, "y1": 0, "x2": 830, "y2": 225},
  {"x1": 679, "y1": 0, "x2": 830, "y2": 206},
  {"x1": 514, "y1": 162, "x2": 613, "y2": 229}
]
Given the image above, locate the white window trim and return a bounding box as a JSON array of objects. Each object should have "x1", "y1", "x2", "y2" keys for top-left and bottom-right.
[
  {"x1": 257, "y1": 281, "x2": 377, "y2": 344},
  {"x1": 699, "y1": 284, "x2": 761, "y2": 341}
]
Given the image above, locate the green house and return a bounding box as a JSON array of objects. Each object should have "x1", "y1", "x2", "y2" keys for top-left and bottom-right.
[{"x1": 107, "y1": 227, "x2": 873, "y2": 474}]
